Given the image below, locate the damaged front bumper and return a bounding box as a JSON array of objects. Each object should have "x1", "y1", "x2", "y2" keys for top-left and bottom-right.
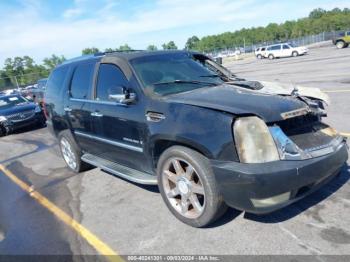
[{"x1": 211, "y1": 140, "x2": 348, "y2": 214}]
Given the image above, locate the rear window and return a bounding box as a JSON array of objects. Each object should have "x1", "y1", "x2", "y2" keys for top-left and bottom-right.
[
  {"x1": 70, "y1": 62, "x2": 96, "y2": 99},
  {"x1": 46, "y1": 66, "x2": 69, "y2": 98}
]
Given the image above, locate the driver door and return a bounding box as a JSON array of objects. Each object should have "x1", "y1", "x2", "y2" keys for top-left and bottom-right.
[{"x1": 89, "y1": 63, "x2": 149, "y2": 172}]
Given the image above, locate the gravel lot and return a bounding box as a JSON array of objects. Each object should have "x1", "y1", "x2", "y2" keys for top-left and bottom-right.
[{"x1": 0, "y1": 44, "x2": 349, "y2": 260}]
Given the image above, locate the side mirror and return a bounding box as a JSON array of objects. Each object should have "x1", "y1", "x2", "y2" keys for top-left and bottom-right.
[{"x1": 108, "y1": 87, "x2": 136, "y2": 104}]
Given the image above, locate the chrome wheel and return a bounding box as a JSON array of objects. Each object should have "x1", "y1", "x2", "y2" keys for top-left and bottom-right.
[
  {"x1": 162, "y1": 158, "x2": 205, "y2": 219},
  {"x1": 336, "y1": 41, "x2": 344, "y2": 49},
  {"x1": 60, "y1": 137, "x2": 77, "y2": 170}
]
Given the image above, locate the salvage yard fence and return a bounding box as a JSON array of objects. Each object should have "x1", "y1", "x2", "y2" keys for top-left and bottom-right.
[
  {"x1": 0, "y1": 72, "x2": 44, "y2": 91},
  {"x1": 207, "y1": 30, "x2": 345, "y2": 58}
]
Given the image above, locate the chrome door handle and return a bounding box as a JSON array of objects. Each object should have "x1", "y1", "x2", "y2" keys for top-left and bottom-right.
[
  {"x1": 91, "y1": 112, "x2": 103, "y2": 117},
  {"x1": 64, "y1": 107, "x2": 72, "y2": 112}
]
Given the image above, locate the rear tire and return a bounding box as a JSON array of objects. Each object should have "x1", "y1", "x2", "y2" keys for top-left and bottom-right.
[
  {"x1": 292, "y1": 51, "x2": 299, "y2": 57},
  {"x1": 336, "y1": 41, "x2": 345, "y2": 49},
  {"x1": 157, "y1": 146, "x2": 227, "y2": 227},
  {"x1": 0, "y1": 126, "x2": 6, "y2": 137},
  {"x1": 58, "y1": 130, "x2": 92, "y2": 173},
  {"x1": 268, "y1": 54, "x2": 274, "y2": 60}
]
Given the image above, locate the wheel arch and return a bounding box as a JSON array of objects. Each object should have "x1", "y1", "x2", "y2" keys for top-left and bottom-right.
[{"x1": 150, "y1": 136, "x2": 213, "y2": 169}]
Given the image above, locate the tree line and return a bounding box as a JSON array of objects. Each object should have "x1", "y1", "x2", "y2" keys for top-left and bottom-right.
[{"x1": 1, "y1": 7, "x2": 349, "y2": 90}]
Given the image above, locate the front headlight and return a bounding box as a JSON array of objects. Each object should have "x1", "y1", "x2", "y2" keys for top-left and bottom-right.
[
  {"x1": 233, "y1": 116, "x2": 279, "y2": 163},
  {"x1": 35, "y1": 105, "x2": 41, "y2": 113},
  {"x1": 0, "y1": 116, "x2": 7, "y2": 122}
]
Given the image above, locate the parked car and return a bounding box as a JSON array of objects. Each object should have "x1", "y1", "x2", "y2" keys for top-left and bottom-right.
[
  {"x1": 31, "y1": 78, "x2": 48, "y2": 107},
  {"x1": 332, "y1": 31, "x2": 350, "y2": 49},
  {"x1": 265, "y1": 43, "x2": 308, "y2": 59},
  {"x1": 45, "y1": 50, "x2": 348, "y2": 227},
  {"x1": 0, "y1": 94, "x2": 46, "y2": 136},
  {"x1": 254, "y1": 46, "x2": 266, "y2": 59}
]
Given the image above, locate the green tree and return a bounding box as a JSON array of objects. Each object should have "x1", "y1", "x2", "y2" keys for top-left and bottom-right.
[
  {"x1": 147, "y1": 45, "x2": 158, "y2": 51},
  {"x1": 43, "y1": 55, "x2": 66, "y2": 71},
  {"x1": 162, "y1": 41, "x2": 178, "y2": 50},
  {"x1": 117, "y1": 44, "x2": 132, "y2": 51},
  {"x1": 185, "y1": 36, "x2": 200, "y2": 50},
  {"x1": 82, "y1": 47, "x2": 100, "y2": 55}
]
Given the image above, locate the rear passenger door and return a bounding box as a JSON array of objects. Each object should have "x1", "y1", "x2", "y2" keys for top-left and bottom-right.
[
  {"x1": 89, "y1": 63, "x2": 149, "y2": 172},
  {"x1": 64, "y1": 61, "x2": 96, "y2": 152}
]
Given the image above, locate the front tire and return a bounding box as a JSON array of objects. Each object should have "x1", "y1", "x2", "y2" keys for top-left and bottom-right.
[
  {"x1": 58, "y1": 130, "x2": 91, "y2": 173},
  {"x1": 336, "y1": 41, "x2": 345, "y2": 49},
  {"x1": 292, "y1": 51, "x2": 299, "y2": 57},
  {"x1": 157, "y1": 146, "x2": 227, "y2": 227},
  {"x1": 257, "y1": 54, "x2": 262, "y2": 59},
  {"x1": 268, "y1": 54, "x2": 274, "y2": 60}
]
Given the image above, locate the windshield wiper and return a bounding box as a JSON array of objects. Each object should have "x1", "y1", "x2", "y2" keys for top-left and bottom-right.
[
  {"x1": 199, "y1": 74, "x2": 221, "y2": 78},
  {"x1": 152, "y1": 80, "x2": 218, "y2": 87}
]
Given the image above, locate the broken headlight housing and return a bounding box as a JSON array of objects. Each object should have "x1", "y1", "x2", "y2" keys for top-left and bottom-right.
[{"x1": 233, "y1": 116, "x2": 279, "y2": 163}]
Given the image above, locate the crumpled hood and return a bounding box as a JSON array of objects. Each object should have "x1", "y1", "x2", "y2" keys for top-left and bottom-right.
[
  {"x1": 166, "y1": 84, "x2": 308, "y2": 123},
  {"x1": 257, "y1": 81, "x2": 330, "y2": 105},
  {"x1": 0, "y1": 103, "x2": 36, "y2": 116}
]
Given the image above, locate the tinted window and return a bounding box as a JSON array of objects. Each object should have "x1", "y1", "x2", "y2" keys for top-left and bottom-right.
[
  {"x1": 283, "y1": 44, "x2": 290, "y2": 49},
  {"x1": 96, "y1": 64, "x2": 129, "y2": 101},
  {"x1": 46, "y1": 66, "x2": 69, "y2": 98},
  {"x1": 261, "y1": 47, "x2": 266, "y2": 51},
  {"x1": 70, "y1": 62, "x2": 95, "y2": 99},
  {"x1": 271, "y1": 45, "x2": 281, "y2": 51}
]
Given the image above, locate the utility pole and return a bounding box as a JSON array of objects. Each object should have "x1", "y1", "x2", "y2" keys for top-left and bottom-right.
[
  {"x1": 14, "y1": 76, "x2": 19, "y2": 90},
  {"x1": 243, "y1": 38, "x2": 246, "y2": 52}
]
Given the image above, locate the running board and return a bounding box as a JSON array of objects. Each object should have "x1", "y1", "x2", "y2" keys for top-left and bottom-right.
[{"x1": 81, "y1": 153, "x2": 157, "y2": 185}]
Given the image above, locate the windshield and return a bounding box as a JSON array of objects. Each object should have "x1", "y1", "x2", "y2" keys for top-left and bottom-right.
[
  {"x1": 289, "y1": 43, "x2": 298, "y2": 48},
  {"x1": 131, "y1": 53, "x2": 224, "y2": 96},
  {"x1": 0, "y1": 95, "x2": 28, "y2": 110}
]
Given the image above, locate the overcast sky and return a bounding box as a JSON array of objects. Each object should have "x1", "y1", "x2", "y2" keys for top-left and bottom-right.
[{"x1": 0, "y1": 0, "x2": 349, "y2": 65}]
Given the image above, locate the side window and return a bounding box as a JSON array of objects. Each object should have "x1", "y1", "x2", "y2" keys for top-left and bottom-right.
[
  {"x1": 96, "y1": 64, "x2": 129, "y2": 101},
  {"x1": 70, "y1": 62, "x2": 95, "y2": 99},
  {"x1": 46, "y1": 66, "x2": 69, "y2": 98},
  {"x1": 272, "y1": 45, "x2": 281, "y2": 50},
  {"x1": 283, "y1": 44, "x2": 290, "y2": 49}
]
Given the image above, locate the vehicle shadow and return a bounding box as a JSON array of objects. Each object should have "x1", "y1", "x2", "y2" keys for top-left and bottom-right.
[
  {"x1": 244, "y1": 163, "x2": 350, "y2": 224},
  {"x1": 10, "y1": 123, "x2": 46, "y2": 135},
  {"x1": 102, "y1": 170, "x2": 160, "y2": 193}
]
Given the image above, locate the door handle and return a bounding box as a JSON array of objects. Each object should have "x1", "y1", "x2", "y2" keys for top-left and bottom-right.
[
  {"x1": 91, "y1": 112, "x2": 103, "y2": 117},
  {"x1": 64, "y1": 107, "x2": 72, "y2": 112}
]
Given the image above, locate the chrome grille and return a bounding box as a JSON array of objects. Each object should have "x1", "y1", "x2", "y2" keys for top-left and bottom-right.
[{"x1": 7, "y1": 110, "x2": 35, "y2": 122}]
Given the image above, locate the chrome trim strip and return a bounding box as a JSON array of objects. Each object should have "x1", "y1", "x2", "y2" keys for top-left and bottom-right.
[
  {"x1": 75, "y1": 131, "x2": 143, "y2": 153},
  {"x1": 70, "y1": 98, "x2": 126, "y2": 106}
]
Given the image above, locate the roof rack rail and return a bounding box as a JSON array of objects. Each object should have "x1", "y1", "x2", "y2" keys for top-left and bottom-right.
[
  {"x1": 61, "y1": 54, "x2": 102, "y2": 65},
  {"x1": 95, "y1": 50, "x2": 145, "y2": 56}
]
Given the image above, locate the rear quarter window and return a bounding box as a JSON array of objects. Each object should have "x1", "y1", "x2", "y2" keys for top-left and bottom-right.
[
  {"x1": 46, "y1": 66, "x2": 69, "y2": 98},
  {"x1": 70, "y1": 62, "x2": 96, "y2": 99}
]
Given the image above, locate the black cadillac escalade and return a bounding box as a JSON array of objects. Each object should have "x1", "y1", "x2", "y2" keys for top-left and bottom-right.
[{"x1": 45, "y1": 50, "x2": 348, "y2": 227}]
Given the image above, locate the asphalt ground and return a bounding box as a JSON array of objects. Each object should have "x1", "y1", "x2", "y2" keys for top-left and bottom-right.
[{"x1": 0, "y1": 44, "x2": 349, "y2": 261}]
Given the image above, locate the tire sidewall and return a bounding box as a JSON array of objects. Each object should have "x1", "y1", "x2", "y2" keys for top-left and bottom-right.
[
  {"x1": 292, "y1": 51, "x2": 298, "y2": 57},
  {"x1": 157, "y1": 146, "x2": 224, "y2": 227}
]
